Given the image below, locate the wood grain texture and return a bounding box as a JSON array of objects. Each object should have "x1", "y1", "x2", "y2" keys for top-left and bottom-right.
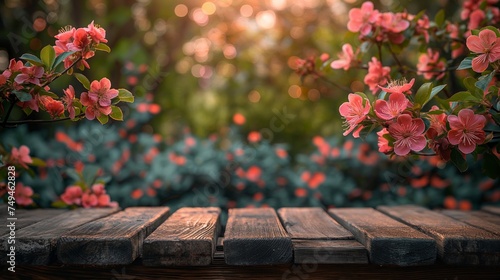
[
  {"x1": 0, "y1": 209, "x2": 67, "y2": 236},
  {"x1": 441, "y1": 210, "x2": 500, "y2": 236},
  {"x1": 0, "y1": 208, "x2": 119, "y2": 265},
  {"x1": 142, "y1": 207, "x2": 221, "y2": 266},
  {"x1": 378, "y1": 205, "x2": 500, "y2": 265},
  {"x1": 57, "y1": 207, "x2": 169, "y2": 265},
  {"x1": 328, "y1": 208, "x2": 436, "y2": 266},
  {"x1": 224, "y1": 208, "x2": 293, "y2": 265},
  {"x1": 293, "y1": 240, "x2": 368, "y2": 264},
  {"x1": 482, "y1": 206, "x2": 500, "y2": 216},
  {"x1": 277, "y1": 207, "x2": 353, "y2": 239}
]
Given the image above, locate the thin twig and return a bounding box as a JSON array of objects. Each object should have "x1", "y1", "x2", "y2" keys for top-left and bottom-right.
[{"x1": 2, "y1": 113, "x2": 85, "y2": 128}]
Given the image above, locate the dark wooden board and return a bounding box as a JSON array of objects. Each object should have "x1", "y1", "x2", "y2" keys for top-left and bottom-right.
[
  {"x1": 482, "y1": 206, "x2": 500, "y2": 216},
  {"x1": 293, "y1": 240, "x2": 368, "y2": 264},
  {"x1": 378, "y1": 205, "x2": 500, "y2": 265},
  {"x1": 142, "y1": 207, "x2": 221, "y2": 266},
  {"x1": 441, "y1": 210, "x2": 500, "y2": 236},
  {"x1": 57, "y1": 207, "x2": 169, "y2": 265},
  {"x1": 224, "y1": 208, "x2": 293, "y2": 265},
  {"x1": 0, "y1": 209, "x2": 67, "y2": 236},
  {"x1": 0, "y1": 208, "x2": 119, "y2": 265},
  {"x1": 328, "y1": 208, "x2": 436, "y2": 266},
  {"x1": 277, "y1": 207, "x2": 353, "y2": 239}
]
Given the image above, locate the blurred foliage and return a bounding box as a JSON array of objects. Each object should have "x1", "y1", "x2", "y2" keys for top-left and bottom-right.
[{"x1": 0, "y1": 0, "x2": 498, "y2": 210}]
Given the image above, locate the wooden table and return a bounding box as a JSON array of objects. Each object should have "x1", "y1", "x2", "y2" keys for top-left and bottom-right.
[{"x1": 1, "y1": 205, "x2": 500, "y2": 279}]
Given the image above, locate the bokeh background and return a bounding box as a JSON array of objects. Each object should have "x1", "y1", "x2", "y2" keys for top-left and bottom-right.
[{"x1": 1, "y1": 0, "x2": 498, "y2": 213}]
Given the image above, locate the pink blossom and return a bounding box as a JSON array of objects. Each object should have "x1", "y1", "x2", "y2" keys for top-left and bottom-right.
[
  {"x1": 85, "y1": 21, "x2": 107, "y2": 44},
  {"x1": 68, "y1": 28, "x2": 91, "y2": 51},
  {"x1": 17, "y1": 93, "x2": 40, "y2": 112},
  {"x1": 63, "y1": 85, "x2": 76, "y2": 119},
  {"x1": 40, "y1": 96, "x2": 65, "y2": 118},
  {"x1": 14, "y1": 183, "x2": 34, "y2": 206},
  {"x1": 364, "y1": 57, "x2": 390, "y2": 94},
  {"x1": 379, "y1": 12, "x2": 410, "y2": 34},
  {"x1": 447, "y1": 109, "x2": 486, "y2": 154},
  {"x1": 374, "y1": 92, "x2": 409, "y2": 120},
  {"x1": 379, "y1": 78, "x2": 415, "y2": 94},
  {"x1": 377, "y1": 128, "x2": 393, "y2": 154},
  {"x1": 82, "y1": 193, "x2": 98, "y2": 208},
  {"x1": 417, "y1": 49, "x2": 446, "y2": 80},
  {"x1": 61, "y1": 186, "x2": 83, "y2": 205},
  {"x1": 427, "y1": 106, "x2": 447, "y2": 136},
  {"x1": 415, "y1": 14, "x2": 430, "y2": 43},
  {"x1": 92, "y1": 184, "x2": 106, "y2": 196},
  {"x1": 9, "y1": 59, "x2": 24, "y2": 72},
  {"x1": 388, "y1": 114, "x2": 427, "y2": 156},
  {"x1": 14, "y1": 66, "x2": 44, "y2": 86},
  {"x1": 331, "y1": 44, "x2": 356, "y2": 70},
  {"x1": 466, "y1": 29, "x2": 500, "y2": 73},
  {"x1": 97, "y1": 194, "x2": 111, "y2": 207},
  {"x1": 88, "y1": 78, "x2": 119, "y2": 107},
  {"x1": 347, "y1": 1, "x2": 379, "y2": 36},
  {"x1": 339, "y1": 93, "x2": 371, "y2": 138},
  {"x1": 10, "y1": 145, "x2": 33, "y2": 169},
  {"x1": 468, "y1": 9, "x2": 485, "y2": 31},
  {"x1": 447, "y1": 23, "x2": 465, "y2": 59}
]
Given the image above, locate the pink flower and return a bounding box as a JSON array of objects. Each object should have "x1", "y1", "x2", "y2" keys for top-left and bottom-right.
[
  {"x1": 379, "y1": 12, "x2": 410, "y2": 34},
  {"x1": 374, "y1": 92, "x2": 409, "y2": 120},
  {"x1": 447, "y1": 23, "x2": 465, "y2": 59},
  {"x1": 85, "y1": 21, "x2": 107, "y2": 44},
  {"x1": 248, "y1": 131, "x2": 262, "y2": 143},
  {"x1": 39, "y1": 96, "x2": 65, "y2": 118},
  {"x1": 347, "y1": 1, "x2": 379, "y2": 36},
  {"x1": 388, "y1": 114, "x2": 427, "y2": 156},
  {"x1": 63, "y1": 85, "x2": 76, "y2": 119},
  {"x1": 427, "y1": 106, "x2": 447, "y2": 136},
  {"x1": 339, "y1": 93, "x2": 371, "y2": 138},
  {"x1": 10, "y1": 145, "x2": 33, "y2": 169},
  {"x1": 69, "y1": 28, "x2": 91, "y2": 51},
  {"x1": 417, "y1": 49, "x2": 446, "y2": 80},
  {"x1": 97, "y1": 194, "x2": 111, "y2": 207},
  {"x1": 447, "y1": 109, "x2": 486, "y2": 154},
  {"x1": 88, "y1": 78, "x2": 119, "y2": 107},
  {"x1": 246, "y1": 166, "x2": 262, "y2": 182},
  {"x1": 92, "y1": 184, "x2": 106, "y2": 195},
  {"x1": 61, "y1": 186, "x2": 83, "y2": 205},
  {"x1": 379, "y1": 78, "x2": 415, "y2": 94},
  {"x1": 364, "y1": 57, "x2": 390, "y2": 94},
  {"x1": 466, "y1": 29, "x2": 500, "y2": 73},
  {"x1": 331, "y1": 44, "x2": 356, "y2": 70},
  {"x1": 82, "y1": 192, "x2": 98, "y2": 208},
  {"x1": 377, "y1": 128, "x2": 393, "y2": 154},
  {"x1": 415, "y1": 14, "x2": 430, "y2": 43},
  {"x1": 468, "y1": 9, "x2": 485, "y2": 31},
  {"x1": 14, "y1": 183, "x2": 34, "y2": 206},
  {"x1": 14, "y1": 66, "x2": 44, "y2": 86}
]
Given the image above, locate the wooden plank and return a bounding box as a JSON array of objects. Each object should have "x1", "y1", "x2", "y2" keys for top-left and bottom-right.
[
  {"x1": 293, "y1": 240, "x2": 368, "y2": 264},
  {"x1": 328, "y1": 208, "x2": 436, "y2": 266},
  {"x1": 0, "y1": 209, "x2": 67, "y2": 236},
  {"x1": 378, "y1": 205, "x2": 500, "y2": 265},
  {"x1": 277, "y1": 207, "x2": 353, "y2": 239},
  {"x1": 482, "y1": 206, "x2": 500, "y2": 216},
  {"x1": 57, "y1": 207, "x2": 169, "y2": 265},
  {"x1": 441, "y1": 210, "x2": 500, "y2": 236},
  {"x1": 224, "y1": 208, "x2": 293, "y2": 265},
  {"x1": 0, "y1": 208, "x2": 119, "y2": 265},
  {"x1": 142, "y1": 207, "x2": 220, "y2": 266}
]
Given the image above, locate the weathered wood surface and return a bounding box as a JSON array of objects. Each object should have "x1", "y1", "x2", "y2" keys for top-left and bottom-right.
[
  {"x1": 224, "y1": 208, "x2": 293, "y2": 265},
  {"x1": 278, "y1": 207, "x2": 367, "y2": 264},
  {"x1": 57, "y1": 207, "x2": 169, "y2": 265},
  {"x1": 13, "y1": 264, "x2": 500, "y2": 280},
  {"x1": 277, "y1": 207, "x2": 353, "y2": 239},
  {"x1": 142, "y1": 207, "x2": 221, "y2": 266},
  {"x1": 482, "y1": 206, "x2": 500, "y2": 216},
  {"x1": 0, "y1": 209, "x2": 67, "y2": 236},
  {"x1": 441, "y1": 210, "x2": 500, "y2": 236},
  {"x1": 378, "y1": 205, "x2": 500, "y2": 265},
  {"x1": 1, "y1": 208, "x2": 119, "y2": 265},
  {"x1": 329, "y1": 208, "x2": 436, "y2": 266}
]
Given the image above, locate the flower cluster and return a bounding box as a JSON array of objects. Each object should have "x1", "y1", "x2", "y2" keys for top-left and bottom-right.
[
  {"x1": 60, "y1": 184, "x2": 117, "y2": 208},
  {"x1": 314, "y1": 1, "x2": 500, "y2": 176},
  {"x1": 0, "y1": 145, "x2": 37, "y2": 206}
]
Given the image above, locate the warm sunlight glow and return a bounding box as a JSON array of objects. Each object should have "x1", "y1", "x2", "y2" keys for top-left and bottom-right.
[{"x1": 256, "y1": 10, "x2": 276, "y2": 29}]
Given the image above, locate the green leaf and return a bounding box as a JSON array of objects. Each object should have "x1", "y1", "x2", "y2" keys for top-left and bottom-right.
[
  {"x1": 450, "y1": 149, "x2": 468, "y2": 172},
  {"x1": 426, "y1": 109, "x2": 445, "y2": 115},
  {"x1": 475, "y1": 71, "x2": 495, "y2": 91},
  {"x1": 109, "y1": 106, "x2": 124, "y2": 121},
  {"x1": 481, "y1": 26, "x2": 500, "y2": 37},
  {"x1": 446, "y1": 91, "x2": 481, "y2": 102},
  {"x1": 30, "y1": 157, "x2": 46, "y2": 167},
  {"x1": 97, "y1": 114, "x2": 109, "y2": 124},
  {"x1": 12, "y1": 90, "x2": 32, "y2": 102},
  {"x1": 19, "y1": 53, "x2": 44, "y2": 66},
  {"x1": 52, "y1": 51, "x2": 76, "y2": 70},
  {"x1": 118, "y1": 89, "x2": 134, "y2": 103},
  {"x1": 428, "y1": 84, "x2": 446, "y2": 102},
  {"x1": 40, "y1": 45, "x2": 55, "y2": 70},
  {"x1": 457, "y1": 57, "x2": 472, "y2": 70},
  {"x1": 483, "y1": 152, "x2": 500, "y2": 179},
  {"x1": 74, "y1": 73, "x2": 90, "y2": 90},
  {"x1": 434, "y1": 9, "x2": 445, "y2": 27},
  {"x1": 22, "y1": 107, "x2": 32, "y2": 116},
  {"x1": 463, "y1": 77, "x2": 483, "y2": 98},
  {"x1": 51, "y1": 200, "x2": 69, "y2": 208},
  {"x1": 414, "y1": 82, "x2": 432, "y2": 107},
  {"x1": 95, "y1": 43, "x2": 111, "y2": 53}
]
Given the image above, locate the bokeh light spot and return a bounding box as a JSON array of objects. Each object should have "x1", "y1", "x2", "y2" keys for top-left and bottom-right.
[
  {"x1": 256, "y1": 10, "x2": 276, "y2": 29},
  {"x1": 288, "y1": 85, "x2": 302, "y2": 98},
  {"x1": 33, "y1": 17, "x2": 47, "y2": 32},
  {"x1": 174, "y1": 4, "x2": 188, "y2": 17},
  {"x1": 240, "y1": 4, "x2": 253, "y2": 17},
  {"x1": 248, "y1": 90, "x2": 261, "y2": 103},
  {"x1": 202, "y1": 2, "x2": 216, "y2": 15}
]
